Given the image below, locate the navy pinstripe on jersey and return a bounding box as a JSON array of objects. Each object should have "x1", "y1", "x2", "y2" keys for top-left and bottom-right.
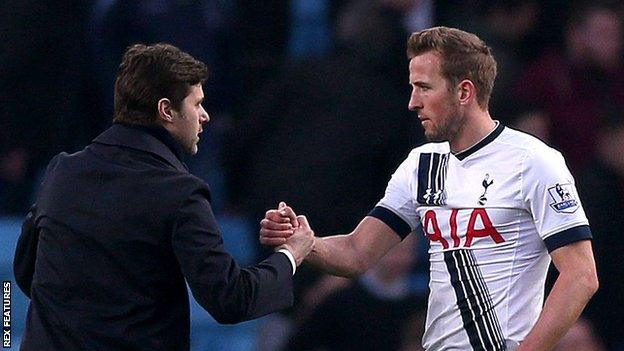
[
  {"x1": 417, "y1": 153, "x2": 449, "y2": 206},
  {"x1": 444, "y1": 250, "x2": 506, "y2": 351}
]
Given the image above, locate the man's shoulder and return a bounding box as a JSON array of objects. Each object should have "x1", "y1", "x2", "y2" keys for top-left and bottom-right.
[
  {"x1": 391, "y1": 142, "x2": 450, "y2": 175},
  {"x1": 498, "y1": 127, "x2": 568, "y2": 177},
  {"x1": 498, "y1": 127, "x2": 563, "y2": 160},
  {"x1": 407, "y1": 141, "x2": 450, "y2": 158},
  {"x1": 45, "y1": 145, "x2": 209, "y2": 201}
]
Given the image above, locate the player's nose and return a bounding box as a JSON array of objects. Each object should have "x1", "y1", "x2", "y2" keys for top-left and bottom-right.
[{"x1": 408, "y1": 90, "x2": 422, "y2": 111}]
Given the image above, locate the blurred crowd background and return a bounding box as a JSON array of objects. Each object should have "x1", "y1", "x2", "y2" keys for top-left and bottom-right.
[{"x1": 1, "y1": 0, "x2": 623, "y2": 350}]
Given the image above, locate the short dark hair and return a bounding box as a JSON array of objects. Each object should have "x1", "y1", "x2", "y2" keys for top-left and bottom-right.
[
  {"x1": 113, "y1": 43, "x2": 209, "y2": 126},
  {"x1": 407, "y1": 27, "x2": 497, "y2": 109}
]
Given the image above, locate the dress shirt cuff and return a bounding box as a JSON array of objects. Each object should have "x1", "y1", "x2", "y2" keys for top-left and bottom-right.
[{"x1": 277, "y1": 249, "x2": 296, "y2": 275}]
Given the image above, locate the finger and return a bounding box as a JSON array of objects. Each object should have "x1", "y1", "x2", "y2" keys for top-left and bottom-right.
[
  {"x1": 297, "y1": 215, "x2": 310, "y2": 229},
  {"x1": 260, "y1": 236, "x2": 286, "y2": 246},
  {"x1": 260, "y1": 227, "x2": 294, "y2": 238},
  {"x1": 281, "y1": 206, "x2": 299, "y2": 227},
  {"x1": 266, "y1": 209, "x2": 291, "y2": 223},
  {"x1": 260, "y1": 218, "x2": 293, "y2": 231},
  {"x1": 278, "y1": 201, "x2": 287, "y2": 210}
]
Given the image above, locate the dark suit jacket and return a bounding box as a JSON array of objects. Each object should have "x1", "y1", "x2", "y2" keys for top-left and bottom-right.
[{"x1": 13, "y1": 124, "x2": 293, "y2": 350}]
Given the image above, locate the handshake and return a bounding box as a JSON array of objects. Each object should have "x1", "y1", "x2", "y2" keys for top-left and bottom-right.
[{"x1": 260, "y1": 202, "x2": 315, "y2": 266}]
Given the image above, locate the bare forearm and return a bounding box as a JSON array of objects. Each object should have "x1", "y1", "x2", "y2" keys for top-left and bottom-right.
[
  {"x1": 306, "y1": 234, "x2": 368, "y2": 278},
  {"x1": 305, "y1": 217, "x2": 402, "y2": 277},
  {"x1": 518, "y1": 271, "x2": 597, "y2": 351}
]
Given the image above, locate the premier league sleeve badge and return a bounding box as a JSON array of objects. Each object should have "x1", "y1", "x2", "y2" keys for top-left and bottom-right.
[{"x1": 548, "y1": 183, "x2": 579, "y2": 213}]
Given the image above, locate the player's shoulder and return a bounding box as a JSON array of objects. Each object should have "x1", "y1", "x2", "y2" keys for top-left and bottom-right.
[
  {"x1": 499, "y1": 126, "x2": 563, "y2": 159},
  {"x1": 389, "y1": 142, "x2": 450, "y2": 176},
  {"x1": 407, "y1": 141, "x2": 450, "y2": 158},
  {"x1": 397, "y1": 141, "x2": 450, "y2": 169},
  {"x1": 499, "y1": 126, "x2": 566, "y2": 169}
]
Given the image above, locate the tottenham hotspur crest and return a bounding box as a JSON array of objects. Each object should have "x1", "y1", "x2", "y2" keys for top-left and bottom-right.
[
  {"x1": 548, "y1": 183, "x2": 579, "y2": 213},
  {"x1": 478, "y1": 174, "x2": 494, "y2": 205}
]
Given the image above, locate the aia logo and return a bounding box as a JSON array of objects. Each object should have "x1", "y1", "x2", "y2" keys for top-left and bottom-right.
[{"x1": 423, "y1": 208, "x2": 504, "y2": 249}]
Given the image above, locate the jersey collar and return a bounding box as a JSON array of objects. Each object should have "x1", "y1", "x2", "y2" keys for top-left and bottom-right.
[{"x1": 453, "y1": 121, "x2": 505, "y2": 161}]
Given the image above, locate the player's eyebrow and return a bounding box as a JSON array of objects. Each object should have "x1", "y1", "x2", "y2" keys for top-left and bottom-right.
[{"x1": 410, "y1": 81, "x2": 431, "y2": 88}]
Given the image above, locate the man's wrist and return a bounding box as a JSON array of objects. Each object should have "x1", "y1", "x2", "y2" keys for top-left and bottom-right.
[{"x1": 277, "y1": 249, "x2": 296, "y2": 275}]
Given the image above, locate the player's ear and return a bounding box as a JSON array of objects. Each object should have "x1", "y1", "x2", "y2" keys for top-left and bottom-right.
[
  {"x1": 457, "y1": 79, "x2": 475, "y2": 106},
  {"x1": 157, "y1": 98, "x2": 174, "y2": 123}
]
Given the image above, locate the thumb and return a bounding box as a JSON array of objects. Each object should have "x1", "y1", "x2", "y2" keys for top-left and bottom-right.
[
  {"x1": 296, "y1": 215, "x2": 310, "y2": 229},
  {"x1": 278, "y1": 201, "x2": 287, "y2": 210}
]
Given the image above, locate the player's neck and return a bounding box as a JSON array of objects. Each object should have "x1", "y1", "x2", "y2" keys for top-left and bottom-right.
[{"x1": 449, "y1": 111, "x2": 496, "y2": 154}]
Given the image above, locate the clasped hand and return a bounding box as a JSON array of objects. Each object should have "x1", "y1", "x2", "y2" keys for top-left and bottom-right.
[{"x1": 260, "y1": 202, "x2": 315, "y2": 266}]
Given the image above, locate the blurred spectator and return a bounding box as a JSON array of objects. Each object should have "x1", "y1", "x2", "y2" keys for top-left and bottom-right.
[
  {"x1": 284, "y1": 235, "x2": 426, "y2": 351},
  {"x1": 231, "y1": 0, "x2": 291, "y2": 102},
  {"x1": 553, "y1": 318, "x2": 605, "y2": 351},
  {"x1": 257, "y1": 275, "x2": 351, "y2": 351},
  {"x1": 399, "y1": 310, "x2": 427, "y2": 351},
  {"x1": 515, "y1": 1, "x2": 624, "y2": 173},
  {"x1": 227, "y1": 0, "x2": 419, "y2": 234},
  {"x1": 0, "y1": 148, "x2": 31, "y2": 215},
  {"x1": 232, "y1": 0, "x2": 348, "y2": 111},
  {"x1": 287, "y1": 0, "x2": 333, "y2": 59},
  {"x1": 465, "y1": 1, "x2": 541, "y2": 114},
  {"x1": 578, "y1": 117, "x2": 624, "y2": 350},
  {"x1": 225, "y1": 0, "x2": 421, "y2": 309},
  {"x1": 88, "y1": 0, "x2": 236, "y2": 119},
  {"x1": 496, "y1": 100, "x2": 551, "y2": 143},
  {"x1": 509, "y1": 109, "x2": 551, "y2": 143},
  {"x1": 400, "y1": 0, "x2": 435, "y2": 33},
  {"x1": 0, "y1": 0, "x2": 93, "y2": 214}
]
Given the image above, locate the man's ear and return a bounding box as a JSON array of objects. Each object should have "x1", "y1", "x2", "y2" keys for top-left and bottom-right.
[
  {"x1": 157, "y1": 98, "x2": 174, "y2": 124},
  {"x1": 457, "y1": 79, "x2": 476, "y2": 106}
]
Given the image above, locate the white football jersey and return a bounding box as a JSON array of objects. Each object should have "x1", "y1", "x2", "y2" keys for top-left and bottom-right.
[{"x1": 369, "y1": 123, "x2": 592, "y2": 351}]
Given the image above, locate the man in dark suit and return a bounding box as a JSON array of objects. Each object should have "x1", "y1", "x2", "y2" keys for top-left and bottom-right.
[{"x1": 13, "y1": 43, "x2": 314, "y2": 350}]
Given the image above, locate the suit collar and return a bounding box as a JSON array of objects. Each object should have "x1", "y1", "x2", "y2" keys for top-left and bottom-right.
[{"x1": 93, "y1": 123, "x2": 188, "y2": 172}]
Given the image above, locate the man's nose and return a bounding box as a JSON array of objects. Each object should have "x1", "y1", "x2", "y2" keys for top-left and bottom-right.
[
  {"x1": 200, "y1": 106, "x2": 210, "y2": 123},
  {"x1": 408, "y1": 93, "x2": 422, "y2": 111}
]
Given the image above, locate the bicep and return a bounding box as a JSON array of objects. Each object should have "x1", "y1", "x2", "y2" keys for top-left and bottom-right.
[{"x1": 550, "y1": 240, "x2": 597, "y2": 278}]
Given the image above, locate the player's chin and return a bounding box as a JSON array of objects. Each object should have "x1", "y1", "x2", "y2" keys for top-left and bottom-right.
[{"x1": 424, "y1": 130, "x2": 440, "y2": 142}]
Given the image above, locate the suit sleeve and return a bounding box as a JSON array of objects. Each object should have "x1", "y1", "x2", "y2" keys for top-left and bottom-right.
[
  {"x1": 13, "y1": 154, "x2": 62, "y2": 297},
  {"x1": 171, "y1": 189, "x2": 294, "y2": 324},
  {"x1": 13, "y1": 204, "x2": 38, "y2": 297}
]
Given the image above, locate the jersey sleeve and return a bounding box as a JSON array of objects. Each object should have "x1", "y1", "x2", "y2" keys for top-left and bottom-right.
[
  {"x1": 522, "y1": 148, "x2": 592, "y2": 252},
  {"x1": 368, "y1": 153, "x2": 420, "y2": 239}
]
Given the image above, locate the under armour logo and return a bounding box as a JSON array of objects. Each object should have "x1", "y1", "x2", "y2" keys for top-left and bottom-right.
[
  {"x1": 424, "y1": 188, "x2": 443, "y2": 204},
  {"x1": 478, "y1": 174, "x2": 494, "y2": 205}
]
